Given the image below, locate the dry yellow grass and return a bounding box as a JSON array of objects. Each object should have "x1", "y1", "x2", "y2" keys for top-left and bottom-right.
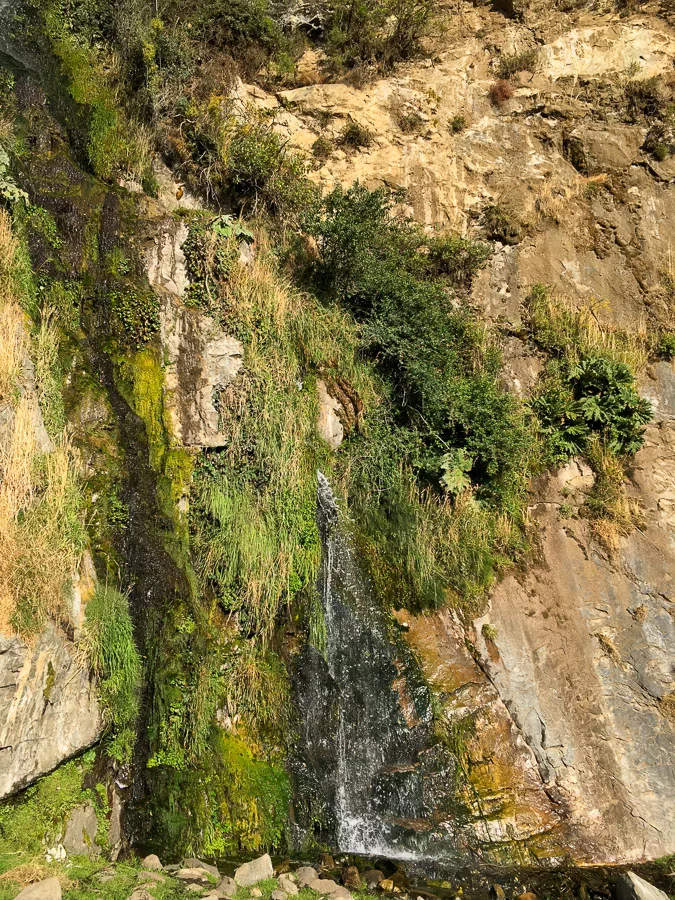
[{"x1": 0, "y1": 210, "x2": 85, "y2": 637}]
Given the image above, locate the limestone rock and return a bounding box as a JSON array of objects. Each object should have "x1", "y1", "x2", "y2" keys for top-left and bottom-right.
[
  {"x1": 271, "y1": 892, "x2": 287, "y2": 900},
  {"x1": 15, "y1": 879, "x2": 62, "y2": 900},
  {"x1": 159, "y1": 293, "x2": 244, "y2": 448},
  {"x1": 307, "y1": 879, "x2": 342, "y2": 895},
  {"x1": 183, "y1": 861, "x2": 220, "y2": 879},
  {"x1": 277, "y1": 877, "x2": 298, "y2": 895},
  {"x1": 316, "y1": 379, "x2": 344, "y2": 450},
  {"x1": 217, "y1": 877, "x2": 237, "y2": 898},
  {"x1": 616, "y1": 873, "x2": 669, "y2": 900},
  {"x1": 0, "y1": 625, "x2": 102, "y2": 799},
  {"x1": 177, "y1": 870, "x2": 212, "y2": 885},
  {"x1": 295, "y1": 867, "x2": 318, "y2": 887},
  {"x1": 129, "y1": 890, "x2": 154, "y2": 900},
  {"x1": 234, "y1": 855, "x2": 274, "y2": 887},
  {"x1": 146, "y1": 220, "x2": 189, "y2": 299},
  {"x1": 63, "y1": 802, "x2": 98, "y2": 857},
  {"x1": 186, "y1": 886, "x2": 205, "y2": 894},
  {"x1": 141, "y1": 855, "x2": 163, "y2": 871},
  {"x1": 251, "y1": 890, "x2": 262, "y2": 898}
]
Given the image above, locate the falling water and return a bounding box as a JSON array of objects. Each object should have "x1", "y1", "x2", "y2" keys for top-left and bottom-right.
[{"x1": 293, "y1": 474, "x2": 460, "y2": 861}]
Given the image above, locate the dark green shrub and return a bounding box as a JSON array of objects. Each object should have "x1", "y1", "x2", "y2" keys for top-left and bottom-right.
[
  {"x1": 449, "y1": 114, "x2": 467, "y2": 133},
  {"x1": 339, "y1": 121, "x2": 373, "y2": 148},
  {"x1": 189, "y1": 0, "x2": 282, "y2": 54},
  {"x1": 480, "y1": 202, "x2": 521, "y2": 243},
  {"x1": 312, "y1": 135, "x2": 333, "y2": 159},
  {"x1": 225, "y1": 122, "x2": 318, "y2": 219},
  {"x1": 657, "y1": 331, "x2": 675, "y2": 359},
  {"x1": 426, "y1": 234, "x2": 492, "y2": 288},
  {"x1": 532, "y1": 357, "x2": 652, "y2": 465},
  {"x1": 109, "y1": 283, "x2": 159, "y2": 348},
  {"x1": 324, "y1": 0, "x2": 435, "y2": 71},
  {"x1": 643, "y1": 118, "x2": 675, "y2": 160}
]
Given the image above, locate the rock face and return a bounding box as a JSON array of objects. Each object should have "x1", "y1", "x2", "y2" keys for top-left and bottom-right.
[
  {"x1": 14, "y1": 879, "x2": 61, "y2": 900},
  {"x1": 616, "y1": 872, "x2": 670, "y2": 900},
  {"x1": 0, "y1": 624, "x2": 102, "y2": 799},
  {"x1": 159, "y1": 292, "x2": 244, "y2": 448},
  {"x1": 63, "y1": 802, "x2": 99, "y2": 857},
  {"x1": 475, "y1": 364, "x2": 675, "y2": 862}
]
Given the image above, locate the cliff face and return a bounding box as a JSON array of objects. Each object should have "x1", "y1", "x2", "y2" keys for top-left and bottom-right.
[
  {"x1": 0, "y1": 0, "x2": 673, "y2": 869},
  {"x1": 259, "y1": 3, "x2": 675, "y2": 862}
]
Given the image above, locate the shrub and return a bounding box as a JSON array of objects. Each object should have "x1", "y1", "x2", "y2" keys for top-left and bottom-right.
[
  {"x1": 80, "y1": 585, "x2": 142, "y2": 763},
  {"x1": 658, "y1": 331, "x2": 675, "y2": 359},
  {"x1": 624, "y1": 76, "x2": 667, "y2": 122},
  {"x1": 426, "y1": 234, "x2": 492, "y2": 288},
  {"x1": 495, "y1": 49, "x2": 538, "y2": 80},
  {"x1": 489, "y1": 79, "x2": 514, "y2": 106},
  {"x1": 339, "y1": 121, "x2": 373, "y2": 148},
  {"x1": 324, "y1": 0, "x2": 436, "y2": 72},
  {"x1": 312, "y1": 135, "x2": 333, "y2": 159},
  {"x1": 480, "y1": 202, "x2": 521, "y2": 244},
  {"x1": 449, "y1": 114, "x2": 467, "y2": 133},
  {"x1": 643, "y1": 117, "x2": 675, "y2": 160}
]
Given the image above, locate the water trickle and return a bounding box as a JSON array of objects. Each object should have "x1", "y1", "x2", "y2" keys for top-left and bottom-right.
[{"x1": 295, "y1": 475, "x2": 459, "y2": 861}]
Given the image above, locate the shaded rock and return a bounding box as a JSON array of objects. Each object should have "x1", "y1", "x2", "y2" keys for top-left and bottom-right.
[
  {"x1": 515, "y1": 894, "x2": 537, "y2": 900},
  {"x1": 138, "y1": 873, "x2": 167, "y2": 885},
  {"x1": 316, "y1": 379, "x2": 344, "y2": 449},
  {"x1": 183, "y1": 861, "x2": 220, "y2": 879},
  {"x1": 616, "y1": 873, "x2": 669, "y2": 900},
  {"x1": 363, "y1": 872, "x2": 384, "y2": 889},
  {"x1": 141, "y1": 855, "x2": 163, "y2": 871},
  {"x1": 15, "y1": 879, "x2": 62, "y2": 900},
  {"x1": 295, "y1": 868, "x2": 318, "y2": 887},
  {"x1": 319, "y1": 854, "x2": 335, "y2": 871},
  {"x1": 62, "y1": 802, "x2": 98, "y2": 858},
  {"x1": 108, "y1": 792, "x2": 123, "y2": 861},
  {"x1": 217, "y1": 877, "x2": 237, "y2": 898},
  {"x1": 275, "y1": 861, "x2": 291, "y2": 876},
  {"x1": 0, "y1": 626, "x2": 102, "y2": 799},
  {"x1": 234, "y1": 855, "x2": 274, "y2": 887},
  {"x1": 278, "y1": 877, "x2": 299, "y2": 896},
  {"x1": 490, "y1": 888, "x2": 506, "y2": 900},
  {"x1": 380, "y1": 881, "x2": 395, "y2": 892},
  {"x1": 342, "y1": 868, "x2": 361, "y2": 890}
]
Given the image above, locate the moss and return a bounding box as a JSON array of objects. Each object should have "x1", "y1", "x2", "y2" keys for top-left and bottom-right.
[
  {"x1": 0, "y1": 752, "x2": 97, "y2": 864},
  {"x1": 42, "y1": 661, "x2": 56, "y2": 703}
]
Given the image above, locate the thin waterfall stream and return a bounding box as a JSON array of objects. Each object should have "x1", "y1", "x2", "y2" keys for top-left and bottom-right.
[{"x1": 294, "y1": 474, "x2": 460, "y2": 862}]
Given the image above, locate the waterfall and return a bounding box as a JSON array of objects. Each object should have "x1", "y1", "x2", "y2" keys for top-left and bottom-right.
[{"x1": 295, "y1": 475, "x2": 459, "y2": 861}]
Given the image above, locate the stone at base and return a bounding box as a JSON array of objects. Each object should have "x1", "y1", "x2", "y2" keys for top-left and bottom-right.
[
  {"x1": 15, "y1": 879, "x2": 62, "y2": 900},
  {"x1": 616, "y1": 873, "x2": 669, "y2": 900},
  {"x1": 141, "y1": 855, "x2": 163, "y2": 871},
  {"x1": 234, "y1": 855, "x2": 274, "y2": 887}
]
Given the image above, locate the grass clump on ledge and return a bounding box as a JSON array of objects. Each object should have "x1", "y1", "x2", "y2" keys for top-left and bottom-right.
[{"x1": 80, "y1": 585, "x2": 142, "y2": 764}]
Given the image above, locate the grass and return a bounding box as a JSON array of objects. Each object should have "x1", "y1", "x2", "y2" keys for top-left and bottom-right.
[
  {"x1": 0, "y1": 210, "x2": 86, "y2": 637},
  {"x1": 79, "y1": 585, "x2": 142, "y2": 764},
  {"x1": 495, "y1": 49, "x2": 538, "y2": 81}
]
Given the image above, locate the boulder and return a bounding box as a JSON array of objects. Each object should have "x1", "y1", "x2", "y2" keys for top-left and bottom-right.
[
  {"x1": 490, "y1": 888, "x2": 506, "y2": 900},
  {"x1": 251, "y1": 891, "x2": 262, "y2": 898},
  {"x1": 138, "y1": 873, "x2": 166, "y2": 884},
  {"x1": 275, "y1": 861, "x2": 291, "y2": 876},
  {"x1": 0, "y1": 627, "x2": 102, "y2": 799},
  {"x1": 15, "y1": 879, "x2": 62, "y2": 900},
  {"x1": 234, "y1": 855, "x2": 274, "y2": 887},
  {"x1": 141, "y1": 854, "x2": 163, "y2": 872},
  {"x1": 186, "y1": 886, "x2": 205, "y2": 894},
  {"x1": 616, "y1": 873, "x2": 669, "y2": 900},
  {"x1": 295, "y1": 868, "x2": 318, "y2": 887},
  {"x1": 217, "y1": 877, "x2": 237, "y2": 898},
  {"x1": 278, "y1": 877, "x2": 299, "y2": 896},
  {"x1": 271, "y1": 892, "x2": 287, "y2": 900},
  {"x1": 319, "y1": 854, "x2": 335, "y2": 871},
  {"x1": 183, "y1": 861, "x2": 220, "y2": 879},
  {"x1": 177, "y1": 870, "x2": 212, "y2": 885},
  {"x1": 128, "y1": 890, "x2": 154, "y2": 900},
  {"x1": 62, "y1": 803, "x2": 99, "y2": 858},
  {"x1": 363, "y1": 871, "x2": 384, "y2": 889},
  {"x1": 307, "y1": 879, "x2": 342, "y2": 895},
  {"x1": 342, "y1": 868, "x2": 361, "y2": 890}
]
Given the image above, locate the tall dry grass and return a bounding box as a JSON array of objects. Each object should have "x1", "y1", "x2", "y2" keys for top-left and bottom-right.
[{"x1": 0, "y1": 209, "x2": 85, "y2": 637}]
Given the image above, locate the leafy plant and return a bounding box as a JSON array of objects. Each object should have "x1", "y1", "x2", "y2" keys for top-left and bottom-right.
[
  {"x1": 495, "y1": 49, "x2": 538, "y2": 80},
  {"x1": 0, "y1": 148, "x2": 28, "y2": 205},
  {"x1": 439, "y1": 448, "x2": 473, "y2": 497}
]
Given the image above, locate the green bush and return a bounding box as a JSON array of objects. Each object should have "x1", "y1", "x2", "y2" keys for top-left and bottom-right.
[
  {"x1": 532, "y1": 357, "x2": 651, "y2": 465},
  {"x1": 324, "y1": 0, "x2": 436, "y2": 71},
  {"x1": 624, "y1": 76, "x2": 667, "y2": 122},
  {"x1": 495, "y1": 48, "x2": 538, "y2": 80},
  {"x1": 81, "y1": 585, "x2": 142, "y2": 764},
  {"x1": 658, "y1": 331, "x2": 675, "y2": 359}
]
